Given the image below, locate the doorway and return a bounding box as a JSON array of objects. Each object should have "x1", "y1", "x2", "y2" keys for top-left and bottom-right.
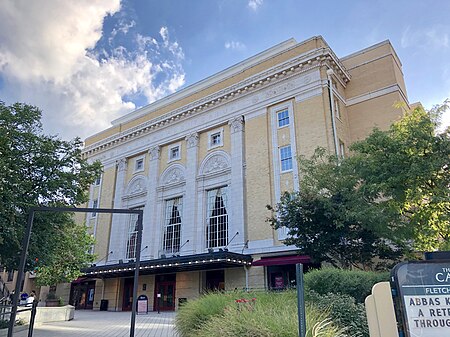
[
  {"x1": 154, "y1": 274, "x2": 176, "y2": 311},
  {"x1": 122, "y1": 278, "x2": 134, "y2": 311},
  {"x1": 70, "y1": 280, "x2": 96, "y2": 309}
]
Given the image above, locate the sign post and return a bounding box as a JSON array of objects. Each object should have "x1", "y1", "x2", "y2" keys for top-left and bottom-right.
[
  {"x1": 296, "y1": 263, "x2": 306, "y2": 337},
  {"x1": 392, "y1": 260, "x2": 450, "y2": 337},
  {"x1": 137, "y1": 295, "x2": 148, "y2": 315}
]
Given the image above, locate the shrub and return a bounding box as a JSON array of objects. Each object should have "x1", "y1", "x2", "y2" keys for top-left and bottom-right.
[
  {"x1": 176, "y1": 290, "x2": 348, "y2": 337},
  {"x1": 304, "y1": 268, "x2": 389, "y2": 303},
  {"x1": 306, "y1": 291, "x2": 368, "y2": 337}
]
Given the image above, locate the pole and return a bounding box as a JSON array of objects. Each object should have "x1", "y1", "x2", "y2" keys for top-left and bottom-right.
[
  {"x1": 8, "y1": 209, "x2": 35, "y2": 337},
  {"x1": 27, "y1": 300, "x2": 38, "y2": 337},
  {"x1": 296, "y1": 263, "x2": 306, "y2": 337},
  {"x1": 129, "y1": 211, "x2": 143, "y2": 337}
]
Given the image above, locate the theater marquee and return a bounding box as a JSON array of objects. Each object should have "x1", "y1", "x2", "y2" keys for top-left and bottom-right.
[{"x1": 392, "y1": 260, "x2": 450, "y2": 337}]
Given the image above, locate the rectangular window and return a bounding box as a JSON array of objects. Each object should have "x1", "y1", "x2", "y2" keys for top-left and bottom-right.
[
  {"x1": 339, "y1": 140, "x2": 345, "y2": 158},
  {"x1": 280, "y1": 145, "x2": 293, "y2": 172},
  {"x1": 208, "y1": 128, "x2": 224, "y2": 149},
  {"x1": 126, "y1": 207, "x2": 143, "y2": 260},
  {"x1": 211, "y1": 132, "x2": 221, "y2": 146},
  {"x1": 206, "y1": 187, "x2": 228, "y2": 248},
  {"x1": 92, "y1": 199, "x2": 98, "y2": 217},
  {"x1": 135, "y1": 158, "x2": 144, "y2": 172},
  {"x1": 163, "y1": 197, "x2": 182, "y2": 254},
  {"x1": 277, "y1": 109, "x2": 290, "y2": 128},
  {"x1": 94, "y1": 175, "x2": 101, "y2": 186},
  {"x1": 334, "y1": 99, "x2": 341, "y2": 120},
  {"x1": 169, "y1": 145, "x2": 181, "y2": 161}
]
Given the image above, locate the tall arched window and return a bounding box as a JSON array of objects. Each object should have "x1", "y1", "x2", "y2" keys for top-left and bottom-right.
[
  {"x1": 126, "y1": 207, "x2": 143, "y2": 259},
  {"x1": 163, "y1": 197, "x2": 182, "y2": 254},
  {"x1": 206, "y1": 187, "x2": 228, "y2": 248}
]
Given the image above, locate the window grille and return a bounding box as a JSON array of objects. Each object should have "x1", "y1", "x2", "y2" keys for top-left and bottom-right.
[
  {"x1": 163, "y1": 197, "x2": 182, "y2": 254},
  {"x1": 126, "y1": 208, "x2": 142, "y2": 259},
  {"x1": 277, "y1": 109, "x2": 290, "y2": 127},
  {"x1": 280, "y1": 145, "x2": 293, "y2": 172},
  {"x1": 206, "y1": 187, "x2": 228, "y2": 248}
]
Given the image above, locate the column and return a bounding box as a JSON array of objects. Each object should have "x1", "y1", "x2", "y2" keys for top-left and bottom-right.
[
  {"x1": 108, "y1": 158, "x2": 127, "y2": 263},
  {"x1": 228, "y1": 116, "x2": 246, "y2": 250},
  {"x1": 184, "y1": 132, "x2": 199, "y2": 254},
  {"x1": 146, "y1": 146, "x2": 161, "y2": 259}
]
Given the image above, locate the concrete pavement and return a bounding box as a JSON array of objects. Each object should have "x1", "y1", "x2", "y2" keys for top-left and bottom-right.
[{"x1": 14, "y1": 310, "x2": 178, "y2": 337}]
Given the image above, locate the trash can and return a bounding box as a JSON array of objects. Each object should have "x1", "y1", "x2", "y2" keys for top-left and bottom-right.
[{"x1": 100, "y1": 299, "x2": 108, "y2": 311}]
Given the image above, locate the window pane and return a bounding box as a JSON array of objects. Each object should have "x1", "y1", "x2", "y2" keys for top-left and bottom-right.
[
  {"x1": 277, "y1": 109, "x2": 289, "y2": 127},
  {"x1": 206, "y1": 187, "x2": 228, "y2": 248},
  {"x1": 163, "y1": 198, "x2": 182, "y2": 254},
  {"x1": 280, "y1": 145, "x2": 292, "y2": 171}
]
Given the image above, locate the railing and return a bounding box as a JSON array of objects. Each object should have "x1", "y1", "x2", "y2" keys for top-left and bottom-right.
[{"x1": 0, "y1": 298, "x2": 38, "y2": 337}]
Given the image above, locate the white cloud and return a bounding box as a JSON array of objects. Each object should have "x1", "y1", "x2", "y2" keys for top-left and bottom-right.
[
  {"x1": 225, "y1": 41, "x2": 246, "y2": 51},
  {"x1": 0, "y1": 0, "x2": 185, "y2": 140},
  {"x1": 401, "y1": 25, "x2": 449, "y2": 50},
  {"x1": 248, "y1": 0, "x2": 263, "y2": 11}
]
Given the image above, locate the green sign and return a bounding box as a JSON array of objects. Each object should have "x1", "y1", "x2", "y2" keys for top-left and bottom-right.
[{"x1": 392, "y1": 260, "x2": 450, "y2": 337}]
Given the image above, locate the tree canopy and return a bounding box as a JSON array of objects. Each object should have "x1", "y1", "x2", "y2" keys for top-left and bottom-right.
[
  {"x1": 0, "y1": 101, "x2": 101, "y2": 284},
  {"x1": 268, "y1": 102, "x2": 450, "y2": 269}
]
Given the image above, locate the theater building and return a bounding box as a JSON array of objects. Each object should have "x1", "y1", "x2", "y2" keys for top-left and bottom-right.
[{"x1": 69, "y1": 36, "x2": 410, "y2": 311}]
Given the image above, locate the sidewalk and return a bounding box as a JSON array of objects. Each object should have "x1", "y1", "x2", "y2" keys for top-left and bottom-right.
[{"x1": 14, "y1": 310, "x2": 177, "y2": 337}]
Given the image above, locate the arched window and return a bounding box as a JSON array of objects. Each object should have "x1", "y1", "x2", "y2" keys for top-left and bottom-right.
[
  {"x1": 206, "y1": 187, "x2": 228, "y2": 248},
  {"x1": 163, "y1": 197, "x2": 182, "y2": 254}
]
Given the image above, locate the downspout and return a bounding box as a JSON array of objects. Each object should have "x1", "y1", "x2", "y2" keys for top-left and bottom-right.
[{"x1": 326, "y1": 68, "x2": 340, "y2": 157}]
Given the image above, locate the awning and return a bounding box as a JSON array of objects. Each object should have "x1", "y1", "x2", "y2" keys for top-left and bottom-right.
[
  {"x1": 82, "y1": 251, "x2": 252, "y2": 279},
  {"x1": 252, "y1": 255, "x2": 310, "y2": 267}
]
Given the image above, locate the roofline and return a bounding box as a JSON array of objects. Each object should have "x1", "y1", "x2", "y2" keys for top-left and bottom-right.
[{"x1": 110, "y1": 38, "x2": 299, "y2": 126}]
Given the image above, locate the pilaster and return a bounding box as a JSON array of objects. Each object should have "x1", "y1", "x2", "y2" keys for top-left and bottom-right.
[
  {"x1": 184, "y1": 133, "x2": 199, "y2": 254},
  {"x1": 146, "y1": 146, "x2": 160, "y2": 259},
  {"x1": 228, "y1": 116, "x2": 246, "y2": 250}
]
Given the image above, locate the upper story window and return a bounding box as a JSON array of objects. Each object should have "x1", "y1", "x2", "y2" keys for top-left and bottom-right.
[
  {"x1": 206, "y1": 187, "x2": 228, "y2": 248},
  {"x1": 168, "y1": 144, "x2": 181, "y2": 162},
  {"x1": 339, "y1": 140, "x2": 346, "y2": 158},
  {"x1": 91, "y1": 199, "x2": 98, "y2": 217},
  {"x1": 208, "y1": 128, "x2": 224, "y2": 150},
  {"x1": 126, "y1": 208, "x2": 143, "y2": 260},
  {"x1": 280, "y1": 145, "x2": 293, "y2": 172},
  {"x1": 134, "y1": 156, "x2": 145, "y2": 173},
  {"x1": 163, "y1": 197, "x2": 182, "y2": 254},
  {"x1": 277, "y1": 109, "x2": 290, "y2": 128},
  {"x1": 94, "y1": 175, "x2": 101, "y2": 186},
  {"x1": 334, "y1": 99, "x2": 341, "y2": 120}
]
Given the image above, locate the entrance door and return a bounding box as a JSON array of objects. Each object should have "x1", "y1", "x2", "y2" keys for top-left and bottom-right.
[
  {"x1": 70, "y1": 281, "x2": 96, "y2": 309},
  {"x1": 122, "y1": 278, "x2": 134, "y2": 311},
  {"x1": 154, "y1": 274, "x2": 176, "y2": 311}
]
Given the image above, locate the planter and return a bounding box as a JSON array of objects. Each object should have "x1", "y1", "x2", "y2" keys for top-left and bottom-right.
[{"x1": 45, "y1": 299, "x2": 59, "y2": 307}]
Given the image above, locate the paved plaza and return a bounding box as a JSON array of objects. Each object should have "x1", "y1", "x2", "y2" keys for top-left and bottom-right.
[{"x1": 14, "y1": 310, "x2": 177, "y2": 337}]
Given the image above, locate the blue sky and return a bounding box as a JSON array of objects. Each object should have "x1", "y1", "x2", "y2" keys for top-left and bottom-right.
[{"x1": 0, "y1": 0, "x2": 448, "y2": 139}]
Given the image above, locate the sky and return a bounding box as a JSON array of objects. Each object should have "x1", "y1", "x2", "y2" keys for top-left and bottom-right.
[{"x1": 0, "y1": 0, "x2": 449, "y2": 140}]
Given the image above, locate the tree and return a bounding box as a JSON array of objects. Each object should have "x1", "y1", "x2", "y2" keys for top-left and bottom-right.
[
  {"x1": 0, "y1": 101, "x2": 101, "y2": 283},
  {"x1": 268, "y1": 102, "x2": 449, "y2": 269}
]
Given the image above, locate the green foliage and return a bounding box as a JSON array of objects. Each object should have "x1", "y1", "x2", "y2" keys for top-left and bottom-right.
[
  {"x1": 268, "y1": 102, "x2": 450, "y2": 267},
  {"x1": 0, "y1": 101, "x2": 101, "y2": 282},
  {"x1": 306, "y1": 291, "x2": 368, "y2": 337},
  {"x1": 304, "y1": 268, "x2": 389, "y2": 303},
  {"x1": 176, "y1": 290, "x2": 349, "y2": 337}
]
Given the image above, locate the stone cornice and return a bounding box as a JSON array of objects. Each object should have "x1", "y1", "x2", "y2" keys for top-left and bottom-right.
[{"x1": 83, "y1": 47, "x2": 349, "y2": 157}]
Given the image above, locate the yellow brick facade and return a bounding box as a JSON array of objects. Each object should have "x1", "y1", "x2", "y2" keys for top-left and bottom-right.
[{"x1": 50, "y1": 36, "x2": 410, "y2": 312}]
